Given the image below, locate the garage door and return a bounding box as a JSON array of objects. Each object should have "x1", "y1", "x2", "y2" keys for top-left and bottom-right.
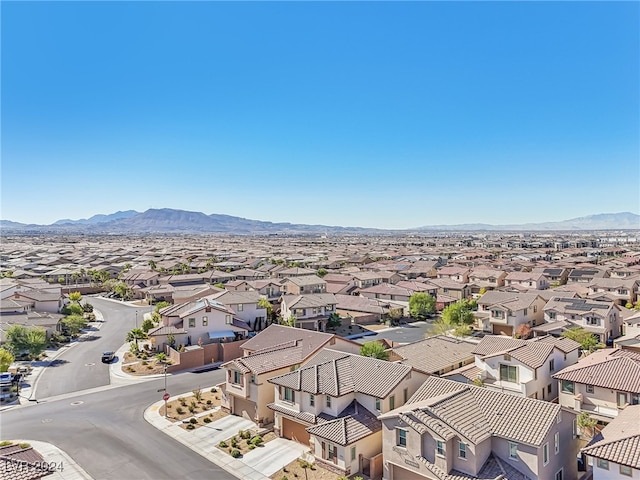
[
  {"x1": 493, "y1": 324, "x2": 513, "y2": 336},
  {"x1": 391, "y1": 464, "x2": 427, "y2": 480},
  {"x1": 282, "y1": 417, "x2": 310, "y2": 445},
  {"x1": 233, "y1": 396, "x2": 256, "y2": 421}
]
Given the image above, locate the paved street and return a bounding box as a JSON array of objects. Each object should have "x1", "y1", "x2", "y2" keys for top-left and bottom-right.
[
  {"x1": 2, "y1": 368, "x2": 235, "y2": 480},
  {"x1": 35, "y1": 297, "x2": 151, "y2": 398},
  {"x1": 354, "y1": 320, "x2": 434, "y2": 345}
]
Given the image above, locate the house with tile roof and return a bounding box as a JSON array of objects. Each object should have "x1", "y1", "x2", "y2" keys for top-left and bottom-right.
[
  {"x1": 220, "y1": 325, "x2": 361, "y2": 426},
  {"x1": 476, "y1": 292, "x2": 545, "y2": 337},
  {"x1": 280, "y1": 293, "x2": 337, "y2": 331},
  {"x1": 266, "y1": 348, "x2": 428, "y2": 478},
  {"x1": 207, "y1": 289, "x2": 266, "y2": 330},
  {"x1": 379, "y1": 376, "x2": 580, "y2": 480},
  {"x1": 544, "y1": 297, "x2": 622, "y2": 343},
  {"x1": 388, "y1": 336, "x2": 477, "y2": 376},
  {"x1": 580, "y1": 404, "x2": 640, "y2": 479},
  {"x1": 587, "y1": 277, "x2": 640, "y2": 307},
  {"x1": 444, "y1": 335, "x2": 580, "y2": 401},
  {"x1": 504, "y1": 271, "x2": 549, "y2": 291},
  {"x1": 283, "y1": 275, "x2": 327, "y2": 295},
  {"x1": 552, "y1": 348, "x2": 640, "y2": 423},
  {"x1": 0, "y1": 443, "x2": 54, "y2": 480}
]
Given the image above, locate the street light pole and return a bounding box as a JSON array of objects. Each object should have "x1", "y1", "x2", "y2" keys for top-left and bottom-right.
[
  {"x1": 163, "y1": 363, "x2": 168, "y2": 418},
  {"x1": 135, "y1": 311, "x2": 138, "y2": 329}
]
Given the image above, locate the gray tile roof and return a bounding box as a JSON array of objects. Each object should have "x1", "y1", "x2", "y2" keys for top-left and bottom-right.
[
  {"x1": 0, "y1": 444, "x2": 53, "y2": 480},
  {"x1": 415, "y1": 453, "x2": 532, "y2": 480},
  {"x1": 552, "y1": 348, "x2": 640, "y2": 393},
  {"x1": 581, "y1": 404, "x2": 640, "y2": 468},
  {"x1": 476, "y1": 291, "x2": 541, "y2": 311},
  {"x1": 268, "y1": 349, "x2": 412, "y2": 398},
  {"x1": 306, "y1": 400, "x2": 381, "y2": 446},
  {"x1": 240, "y1": 324, "x2": 335, "y2": 354},
  {"x1": 385, "y1": 376, "x2": 561, "y2": 447},
  {"x1": 392, "y1": 336, "x2": 477, "y2": 374},
  {"x1": 472, "y1": 335, "x2": 579, "y2": 369}
]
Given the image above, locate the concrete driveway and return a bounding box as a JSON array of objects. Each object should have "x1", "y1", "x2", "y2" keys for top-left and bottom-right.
[{"x1": 241, "y1": 437, "x2": 310, "y2": 477}]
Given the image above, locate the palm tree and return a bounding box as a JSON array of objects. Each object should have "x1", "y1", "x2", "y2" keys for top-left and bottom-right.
[{"x1": 126, "y1": 328, "x2": 147, "y2": 348}]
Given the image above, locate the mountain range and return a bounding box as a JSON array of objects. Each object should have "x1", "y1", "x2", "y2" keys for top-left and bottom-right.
[{"x1": 1, "y1": 209, "x2": 638, "y2": 234}]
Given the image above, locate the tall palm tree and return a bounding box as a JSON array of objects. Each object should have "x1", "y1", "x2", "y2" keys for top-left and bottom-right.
[{"x1": 126, "y1": 328, "x2": 147, "y2": 348}]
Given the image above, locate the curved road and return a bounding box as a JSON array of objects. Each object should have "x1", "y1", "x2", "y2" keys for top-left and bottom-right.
[{"x1": 35, "y1": 297, "x2": 151, "y2": 399}]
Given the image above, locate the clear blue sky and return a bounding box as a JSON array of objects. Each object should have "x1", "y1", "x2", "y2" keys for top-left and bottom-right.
[{"x1": 2, "y1": 1, "x2": 638, "y2": 228}]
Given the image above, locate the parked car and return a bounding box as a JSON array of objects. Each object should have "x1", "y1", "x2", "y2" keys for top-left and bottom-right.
[{"x1": 101, "y1": 351, "x2": 115, "y2": 363}]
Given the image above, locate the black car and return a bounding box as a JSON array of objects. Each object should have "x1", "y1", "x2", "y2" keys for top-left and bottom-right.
[{"x1": 101, "y1": 351, "x2": 115, "y2": 363}]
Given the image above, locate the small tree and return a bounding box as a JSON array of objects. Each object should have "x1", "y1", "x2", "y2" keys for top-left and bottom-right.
[
  {"x1": 126, "y1": 328, "x2": 148, "y2": 348},
  {"x1": 316, "y1": 268, "x2": 328, "y2": 278},
  {"x1": 61, "y1": 314, "x2": 88, "y2": 336},
  {"x1": 167, "y1": 333, "x2": 176, "y2": 348},
  {"x1": 452, "y1": 324, "x2": 472, "y2": 337},
  {"x1": 68, "y1": 291, "x2": 82, "y2": 303},
  {"x1": 0, "y1": 348, "x2": 14, "y2": 373},
  {"x1": 4, "y1": 325, "x2": 30, "y2": 356},
  {"x1": 155, "y1": 301, "x2": 171, "y2": 313},
  {"x1": 561, "y1": 327, "x2": 604, "y2": 353},
  {"x1": 408, "y1": 293, "x2": 436, "y2": 320},
  {"x1": 359, "y1": 341, "x2": 389, "y2": 360},
  {"x1": 427, "y1": 317, "x2": 453, "y2": 337},
  {"x1": 442, "y1": 301, "x2": 475, "y2": 326},
  {"x1": 515, "y1": 324, "x2": 532, "y2": 340},
  {"x1": 577, "y1": 412, "x2": 597, "y2": 438},
  {"x1": 327, "y1": 313, "x2": 342, "y2": 329},
  {"x1": 25, "y1": 328, "x2": 47, "y2": 359},
  {"x1": 141, "y1": 318, "x2": 155, "y2": 333}
]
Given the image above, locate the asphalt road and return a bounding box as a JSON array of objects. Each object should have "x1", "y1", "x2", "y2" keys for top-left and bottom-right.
[
  {"x1": 3, "y1": 367, "x2": 232, "y2": 480},
  {"x1": 354, "y1": 320, "x2": 434, "y2": 345},
  {"x1": 35, "y1": 297, "x2": 152, "y2": 399}
]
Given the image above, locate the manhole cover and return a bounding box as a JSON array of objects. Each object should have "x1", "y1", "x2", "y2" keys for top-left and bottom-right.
[
  {"x1": 41, "y1": 418, "x2": 53, "y2": 423},
  {"x1": 70, "y1": 401, "x2": 84, "y2": 406},
  {"x1": 84, "y1": 363, "x2": 95, "y2": 367}
]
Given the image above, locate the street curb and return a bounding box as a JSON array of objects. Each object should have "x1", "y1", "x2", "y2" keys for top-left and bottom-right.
[{"x1": 13, "y1": 440, "x2": 94, "y2": 480}]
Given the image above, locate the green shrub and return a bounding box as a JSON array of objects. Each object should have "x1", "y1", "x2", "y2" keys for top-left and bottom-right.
[
  {"x1": 176, "y1": 407, "x2": 184, "y2": 414},
  {"x1": 203, "y1": 417, "x2": 212, "y2": 423},
  {"x1": 188, "y1": 406, "x2": 195, "y2": 413},
  {"x1": 18, "y1": 443, "x2": 30, "y2": 449},
  {"x1": 141, "y1": 360, "x2": 148, "y2": 366},
  {"x1": 210, "y1": 387, "x2": 217, "y2": 393},
  {"x1": 186, "y1": 424, "x2": 195, "y2": 430},
  {"x1": 242, "y1": 430, "x2": 251, "y2": 440},
  {"x1": 218, "y1": 441, "x2": 228, "y2": 448},
  {"x1": 0, "y1": 441, "x2": 13, "y2": 447},
  {"x1": 206, "y1": 399, "x2": 212, "y2": 405},
  {"x1": 230, "y1": 437, "x2": 238, "y2": 448},
  {"x1": 251, "y1": 435, "x2": 263, "y2": 446},
  {"x1": 248, "y1": 444, "x2": 256, "y2": 450},
  {"x1": 230, "y1": 449, "x2": 241, "y2": 458}
]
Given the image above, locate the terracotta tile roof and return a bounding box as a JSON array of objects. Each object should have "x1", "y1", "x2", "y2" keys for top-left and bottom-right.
[
  {"x1": 415, "y1": 453, "x2": 532, "y2": 480},
  {"x1": 581, "y1": 404, "x2": 640, "y2": 468},
  {"x1": 268, "y1": 349, "x2": 412, "y2": 398},
  {"x1": 476, "y1": 291, "x2": 541, "y2": 311},
  {"x1": 240, "y1": 324, "x2": 335, "y2": 353},
  {"x1": 386, "y1": 376, "x2": 561, "y2": 446},
  {"x1": 472, "y1": 335, "x2": 579, "y2": 369},
  {"x1": 392, "y1": 336, "x2": 477, "y2": 374},
  {"x1": 306, "y1": 401, "x2": 381, "y2": 446},
  {"x1": 552, "y1": 349, "x2": 640, "y2": 393},
  {"x1": 227, "y1": 345, "x2": 305, "y2": 375},
  {"x1": 442, "y1": 363, "x2": 482, "y2": 381},
  {"x1": 0, "y1": 445, "x2": 53, "y2": 480}
]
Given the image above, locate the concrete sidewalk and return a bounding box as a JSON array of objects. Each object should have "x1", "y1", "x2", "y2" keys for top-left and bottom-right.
[
  {"x1": 12, "y1": 440, "x2": 93, "y2": 480},
  {"x1": 144, "y1": 392, "x2": 308, "y2": 480}
]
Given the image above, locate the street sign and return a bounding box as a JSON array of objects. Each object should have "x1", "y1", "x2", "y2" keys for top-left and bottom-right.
[
  {"x1": 163, "y1": 393, "x2": 170, "y2": 401},
  {"x1": 157, "y1": 388, "x2": 165, "y2": 392}
]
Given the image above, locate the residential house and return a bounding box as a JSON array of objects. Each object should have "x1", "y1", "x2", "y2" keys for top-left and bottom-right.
[
  {"x1": 444, "y1": 335, "x2": 580, "y2": 401},
  {"x1": 275, "y1": 267, "x2": 318, "y2": 278},
  {"x1": 283, "y1": 275, "x2": 327, "y2": 295},
  {"x1": 359, "y1": 284, "x2": 414, "y2": 303},
  {"x1": 532, "y1": 268, "x2": 570, "y2": 287},
  {"x1": 352, "y1": 271, "x2": 384, "y2": 289},
  {"x1": 476, "y1": 291, "x2": 545, "y2": 337},
  {"x1": 436, "y1": 266, "x2": 470, "y2": 283},
  {"x1": 267, "y1": 349, "x2": 428, "y2": 478},
  {"x1": 504, "y1": 271, "x2": 549, "y2": 291},
  {"x1": 426, "y1": 279, "x2": 470, "y2": 302},
  {"x1": 334, "y1": 294, "x2": 394, "y2": 324},
  {"x1": 389, "y1": 335, "x2": 476, "y2": 376},
  {"x1": 553, "y1": 348, "x2": 640, "y2": 423},
  {"x1": 246, "y1": 280, "x2": 283, "y2": 300},
  {"x1": 379, "y1": 376, "x2": 580, "y2": 480},
  {"x1": 568, "y1": 268, "x2": 608, "y2": 284},
  {"x1": 220, "y1": 325, "x2": 361, "y2": 426},
  {"x1": 581, "y1": 404, "x2": 640, "y2": 480},
  {"x1": 467, "y1": 269, "x2": 507, "y2": 296},
  {"x1": 207, "y1": 290, "x2": 266, "y2": 331},
  {"x1": 544, "y1": 297, "x2": 621, "y2": 343},
  {"x1": 587, "y1": 278, "x2": 639, "y2": 307},
  {"x1": 280, "y1": 293, "x2": 338, "y2": 331},
  {"x1": 9, "y1": 290, "x2": 63, "y2": 314}
]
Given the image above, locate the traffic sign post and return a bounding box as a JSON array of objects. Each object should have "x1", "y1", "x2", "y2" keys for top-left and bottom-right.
[
  {"x1": 163, "y1": 392, "x2": 170, "y2": 418},
  {"x1": 163, "y1": 393, "x2": 170, "y2": 401}
]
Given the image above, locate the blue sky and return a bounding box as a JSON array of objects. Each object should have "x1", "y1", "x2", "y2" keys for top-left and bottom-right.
[{"x1": 2, "y1": 1, "x2": 638, "y2": 228}]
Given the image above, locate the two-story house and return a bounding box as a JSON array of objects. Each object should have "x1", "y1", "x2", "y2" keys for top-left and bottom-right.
[
  {"x1": 505, "y1": 271, "x2": 549, "y2": 290},
  {"x1": 553, "y1": 348, "x2": 640, "y2": 423},
  {"x1": 280, "y1": 293, "x2": 337, "y2": 331},
  {"x1": 533, "y1": 268, "x2": 570, "y2": 287},
  {"x1": 379, "y1": 376, "x2": 580, "y2": 480},
  {"x1": 359, "y1": 284, "x2": 413, "y2": 303},
  {"x1": 467, "y1": 268, "x2": 507, "y2": 296},
  {"x1": 476, "y1": 291, "x2": 545, "y2": 336},
  {"x1": 436, "y1": 266, "x2": 470, "y2": 283},
  {"x1": 267, "y1": 349, "x2": 428, "y2": 478},
  {"x1": 388, "y1": 335, "x2": 477, "y2": 376},
  {"x1": 581, "y1": 404, "x2": 640, "y2": 480},
  {"x1": 283, "y1": 275, "x2": 327, "y2": 295},
  {"x1": 220, "y1": 325, "x2": 361, "y2": 426},
  {"x1": 425, "y1": 279, "x2": 470, "y2": 302},
  {"x1": 587, "y1": 278, "x2": 639, "y2": 307},
  {"x1": 351, "y1": 271, "x2": 384, "y2": 289},
  {"x1": 444, "y1": 335, "x2": 580, "y2": 401},
  {"x1": 544, "y1": 297, "x2": 621, "y2": 343},
  {"x1": 207, "y1": 290, "x2": 265, "y2": 331}
]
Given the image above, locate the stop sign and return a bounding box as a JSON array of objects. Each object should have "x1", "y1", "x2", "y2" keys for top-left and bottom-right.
[{"x1": 163, "y1": 393, "x2": 170, "y2": 401}]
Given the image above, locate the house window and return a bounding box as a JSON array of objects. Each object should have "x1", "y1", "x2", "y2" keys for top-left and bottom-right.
[
  {"x1": 250, "y1": 374, "x2": 256, "y2": 384},
  {"x1": 283, "y1": 387, "x2": 295, "y2": 403},
  {"x1": 238, "y1": 303, "x2": 243, "y2": 312},
  {"x1": 549, "y1": 359, "x2": 555, "y2": 372},
  {"x1": 326, "y1": 396, "x2": 332, "y2": 408},
  {"x1": 586, "y1": 385, "x2": 594, "y2": 394},
  {"x1": 557, "y1": 411, "x2": 562, "y2": 424},
  {"x1": 554, "y1": 432, "x2": 559, "y2": 454},
  {"x1": 309, "y1": 394, "x2": 315, "y2": 407},
  {"x1": 327, "y1": 443, "x2": 336, "y2": 462},
  {"x1": 617, "y1": 392, "x2": 628, "y2": 408},
  {"x1": 620, "y1": 465, "x2": 633, "y2": 476},
  {"x1": 508, "y1": 442, "x2": 518, "y2": 460},
  {"x1": 436, "y1": 440, "x2": 445, "y2": 456},
  {"x1": 500, "y1": 364, "x2": 518, "y2": 383},
  {"x1": 524, "y1": 308, "x2": 528, "y2": 316},
  {"x1": 225, "y1": 315, "x2": 232, "y2": 324},
  {"x1": 561, "y1": 380, "x2": 574, "y2": 394},
  {"x1": 555, "y1": 469, "x2": 563, "y2": 480},
  {"x1": 189, "y1": 318, "x2": 196, "y2": 328},
  {"x1": 375, "y1": 398, "x2": 381, "y2": 411},
  {"x1": 389, "y1": 395, "x2": 395, "y2": 410},
  {"x1": 350, "y1": 446, "x2": 356, "y2": 461},
  {"x1": 232, "y1": 371, "x2": 242, "y2": 385},
  {"x1": 548, "y1": 384, "x2": 552, "y2": 395},
  {"x1": 549, "y1": 312, "x2": 556, "y2": 320},
  {"x1": 597, "y1": 459, "x2": 609, "y2": 470},
  {"x1": 572, "y1": 419, "x2": 577, "y2": 438},
  {"x1": 396, "y1": 429, "x2": 407, "y2": 448},
  {"x1": 543, "y1": 443, "x2": 549, "y2": 465},
  {"x1": 202, "y1": 316, "x2": 208, "y2": 327},
  {"x1": 459, "y1": 442, "x2": 467, "y2": 459},
  {"x1": 403, "y1": 388, "x2": 408, "y2": 404}
]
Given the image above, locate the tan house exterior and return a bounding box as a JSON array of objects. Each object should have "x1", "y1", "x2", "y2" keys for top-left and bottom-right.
[
  {"x1": 283, "y1": 275, "x2": 327, "y2": 295},
  {"x1": 280, "y1": 293, "x2": 337, "y2": 330},
  {"x1": 379, "y1": 376, "x2": 580, "y2": 480},
  {"x1": 544, "y1": 297, "x2": 622, "y2": 343},
  {"x1": 476, "y1": 291, "x2": 545, "y2": 337}
]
